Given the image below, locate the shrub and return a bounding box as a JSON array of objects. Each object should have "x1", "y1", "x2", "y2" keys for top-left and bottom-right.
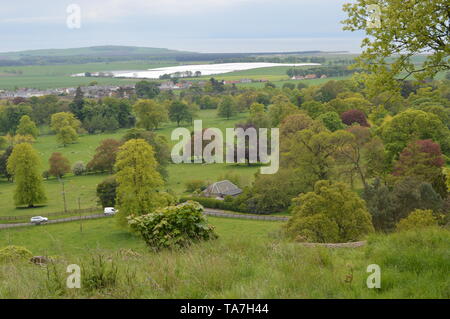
[
  {"x1": 396, "y1": 209, "x2": 438, "y2": 232},
  {"x1": 0, "y1": 245, "x2": 33, "y2": 263},
  {"x1": 285, "y1": 180, "x2": 374, "y2": 243},
  {"x1": 96, "y1": 177, "x2": 118, "y2": 208},
  {"x1": 179, "y1": 196, "x2": 243, "y2": 212},
  {"x1": 82, "y1": 255, "x2": 118, "y2": 291},
  {"x1": 128, "y1": 201, "x2": 218, "y2": 251},
  {"x1": 286, "y1": 214, "x2": 340, "y2": 243},
  {"x1": 185, "y1": 180, "x2": 208, "y2": 193},
  {"x1": 72, "y1": 161, "x2": 86, "y2": 176}
]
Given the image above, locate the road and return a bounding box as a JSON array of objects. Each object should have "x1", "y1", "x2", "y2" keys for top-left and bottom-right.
[
  {"x1": 0, "y1": 209, "x2": 288, "y2": 230},
  {"x1": 0, "y1": 214, "x2": 108, "y2": 230}
]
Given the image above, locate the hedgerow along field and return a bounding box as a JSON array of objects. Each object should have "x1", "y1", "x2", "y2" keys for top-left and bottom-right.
[
  {"x1": 0, "y1": 216, "x2": 448, "y2": 298},
  {"x1": 0, "y1": 109, "x2": 259, "y2": 217}
]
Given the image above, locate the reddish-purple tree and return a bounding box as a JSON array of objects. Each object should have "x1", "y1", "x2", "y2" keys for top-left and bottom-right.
[{"x1": 341, "y1": 109, "x2": 370, "y2": 127}]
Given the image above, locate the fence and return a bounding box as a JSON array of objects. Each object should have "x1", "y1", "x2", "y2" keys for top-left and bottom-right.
[{"x1": 0, "y1": 207, "x2": 101, "y2": 221}]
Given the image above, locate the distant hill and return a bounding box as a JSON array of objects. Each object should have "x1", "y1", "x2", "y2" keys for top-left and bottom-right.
[
  {"x1": 0, "y1": 45, "x2": 192, "y2": 58},
  {"x1": 0, "y1": 46, "x2": 195, "y2": 66},
  {"x1": 0, "y1": 45, "x2": 343, "y2": 67}
]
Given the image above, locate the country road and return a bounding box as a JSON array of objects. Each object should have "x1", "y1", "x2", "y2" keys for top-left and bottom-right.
[
  {"x1": 0, "y1": 214, "x2": 108, "y2": 230},
  {"x1": 0, "y1": 209, "x2": 288, "y2": 230}
]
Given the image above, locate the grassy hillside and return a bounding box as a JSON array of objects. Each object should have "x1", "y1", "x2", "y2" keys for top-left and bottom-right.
[{"x1": 0, "y1": 217, "x2": 448, "y2": 298}]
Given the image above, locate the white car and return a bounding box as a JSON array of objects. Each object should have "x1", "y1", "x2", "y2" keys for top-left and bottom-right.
[
  {"x1": 30, "y1": 216, "x2": 48, "y2": 225},
  {"x1": 104, "y1": 207, "x2": 117, "y2": 216}
]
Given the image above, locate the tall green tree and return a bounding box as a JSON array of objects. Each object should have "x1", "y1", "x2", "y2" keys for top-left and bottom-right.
[
  {"x1": 0, "y1": 146, "x2": 13, "y2": 181},
  {"x1": 16, "y1": 115, "x2": 39, "y2": 138},
  {"x1": 134, "y1": 99, "x2": 168, "y2": 130},
  {"x1": 135, "y1": 81, "x2": 160, "y2": 99},
  {"x1": 51, "y1": 112, "x2": 80, "y2": 146},
  {"x1": 168, "y1": 100, "x2": 191, "y2": 126},
  {"x1": 7, "y1": 143, "x2": 47, "y2": 207},
  {"x1": 217, "y1": 96, "x2": 237, "y2": 119},
  {"x1": 69, "y1": 87, "x2": 85, "y2": 120},
  {"x1": 122, "y1": 129, "x2": 171, "y2": 179},
  {"x1": 115, "y1": 139, "x2": 165, "y2": 225}
]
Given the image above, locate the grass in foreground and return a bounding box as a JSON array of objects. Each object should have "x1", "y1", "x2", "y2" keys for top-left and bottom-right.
[{"x1": 0, "y1": 217, "x2": 448, "y2": 299}]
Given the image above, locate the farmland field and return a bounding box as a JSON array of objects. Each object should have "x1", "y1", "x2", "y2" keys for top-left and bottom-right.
[{"x1": 0, "y1": 61, "x2": 176, "y2": 90}]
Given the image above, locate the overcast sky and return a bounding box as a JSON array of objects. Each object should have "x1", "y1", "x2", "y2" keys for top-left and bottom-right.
[{"x1": 0, "y1": 0, "x2": 364, "y2": 53}]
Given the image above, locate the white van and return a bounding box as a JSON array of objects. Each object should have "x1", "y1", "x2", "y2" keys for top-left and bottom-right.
[
  {"x1": 104, "y1": 207, "x2": 117, "y2": 216},
  {"x1": 30, "y1": 216, "x2": 48, "y2": 225}
]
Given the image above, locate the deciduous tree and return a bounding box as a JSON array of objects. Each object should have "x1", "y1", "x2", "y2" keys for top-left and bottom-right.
[
  {"x1": 134, "y1": 99, "x2": 168, "y2": 130},
  {"x1": 286, "y1": 180, "x2": 374, "y2": 242},
  {"x1": 48, "y1": 152, "x2": 71, "y2": 178},
  {"x1": 87, "y1": 139, "x2": 121, "y2": 173},
  {"x1": 7, "y1": 143, "x2": 47, "y2": 207},
  {"x1": 16, "y1": 115, "x2": 39, "y2": 138},
  {"x1": 114, "y1": 139, "x2": 165, "y2": 225}
]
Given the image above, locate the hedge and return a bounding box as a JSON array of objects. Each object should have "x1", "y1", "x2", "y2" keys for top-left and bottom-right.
[{"x1": 179, "y1": 196, "x2": 246, "y2": 213}]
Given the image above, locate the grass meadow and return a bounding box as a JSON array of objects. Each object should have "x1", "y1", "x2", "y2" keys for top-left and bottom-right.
[
  {"x1": 0, "y1": 109, "x2": 259, "y2": 216},
  {"x1": 0, "y1": 216, "x2": 448, "y2": 298}
]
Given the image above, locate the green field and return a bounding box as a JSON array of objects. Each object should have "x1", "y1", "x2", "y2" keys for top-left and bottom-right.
[
  {"x1": 0, "y1": 216, "x2": 282, "y2": 255},
  {"x1": 0, "y1": 61, "x2": 176, "y2": 90},
  {"x1": 0, "y1": 60, "x2": 351, "y2": 90},
  {"x1": 0, "y1": 109, "x2": 259, "y2": 217}
]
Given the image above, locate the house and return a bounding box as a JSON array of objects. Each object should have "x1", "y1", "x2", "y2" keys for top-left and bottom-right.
[
  {"x1": 304, "y1": 74, "x2": 317, "y2": 79},
  {"x1": 291, "y1": 75, "x2": 305, "y2": 80},
  {"x1": 203, "y1": 180, "x2": 243, "y2": 199}
]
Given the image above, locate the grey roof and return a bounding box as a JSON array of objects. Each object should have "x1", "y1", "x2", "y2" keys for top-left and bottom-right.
[{"x1": 203, "y1": 180, "x2": 242, "y2": 197}]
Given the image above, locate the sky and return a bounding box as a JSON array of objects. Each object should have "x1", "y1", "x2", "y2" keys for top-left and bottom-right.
[{"x1": 0, "y1": 0, "x2": 364, "y2": 53}]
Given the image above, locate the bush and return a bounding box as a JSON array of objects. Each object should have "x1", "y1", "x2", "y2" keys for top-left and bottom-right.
[
  {"x1": 82, "y1": 255, "x2": 118, "y2": 292},
  {"x1": 185, "y1": 180, "x2": 208, "y2": 193},
  {"x1": 285, "y1": 180, "x2": 374, "y2": 243},
  {"x1": 128, "y1": 201, "x2": 218, "y2": 251},
  {"x1": 286, "y1": 214, "x2": 340, "y2": 243},
  {"x1": 0, "y1": 245, "x2": 33, "y2": 263},
  {"x1": 72, "y1": 161, "x2": 86, "y2": 176},
  {"x1": 396, "y1": 209, "x2": 438, "y2": 232},
  {"x1": 96, "y1": 177, "x2": 118, "y2": 208},
  {"x1": 179, "y1": 196, "x2": 243, "y2": 212}
]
